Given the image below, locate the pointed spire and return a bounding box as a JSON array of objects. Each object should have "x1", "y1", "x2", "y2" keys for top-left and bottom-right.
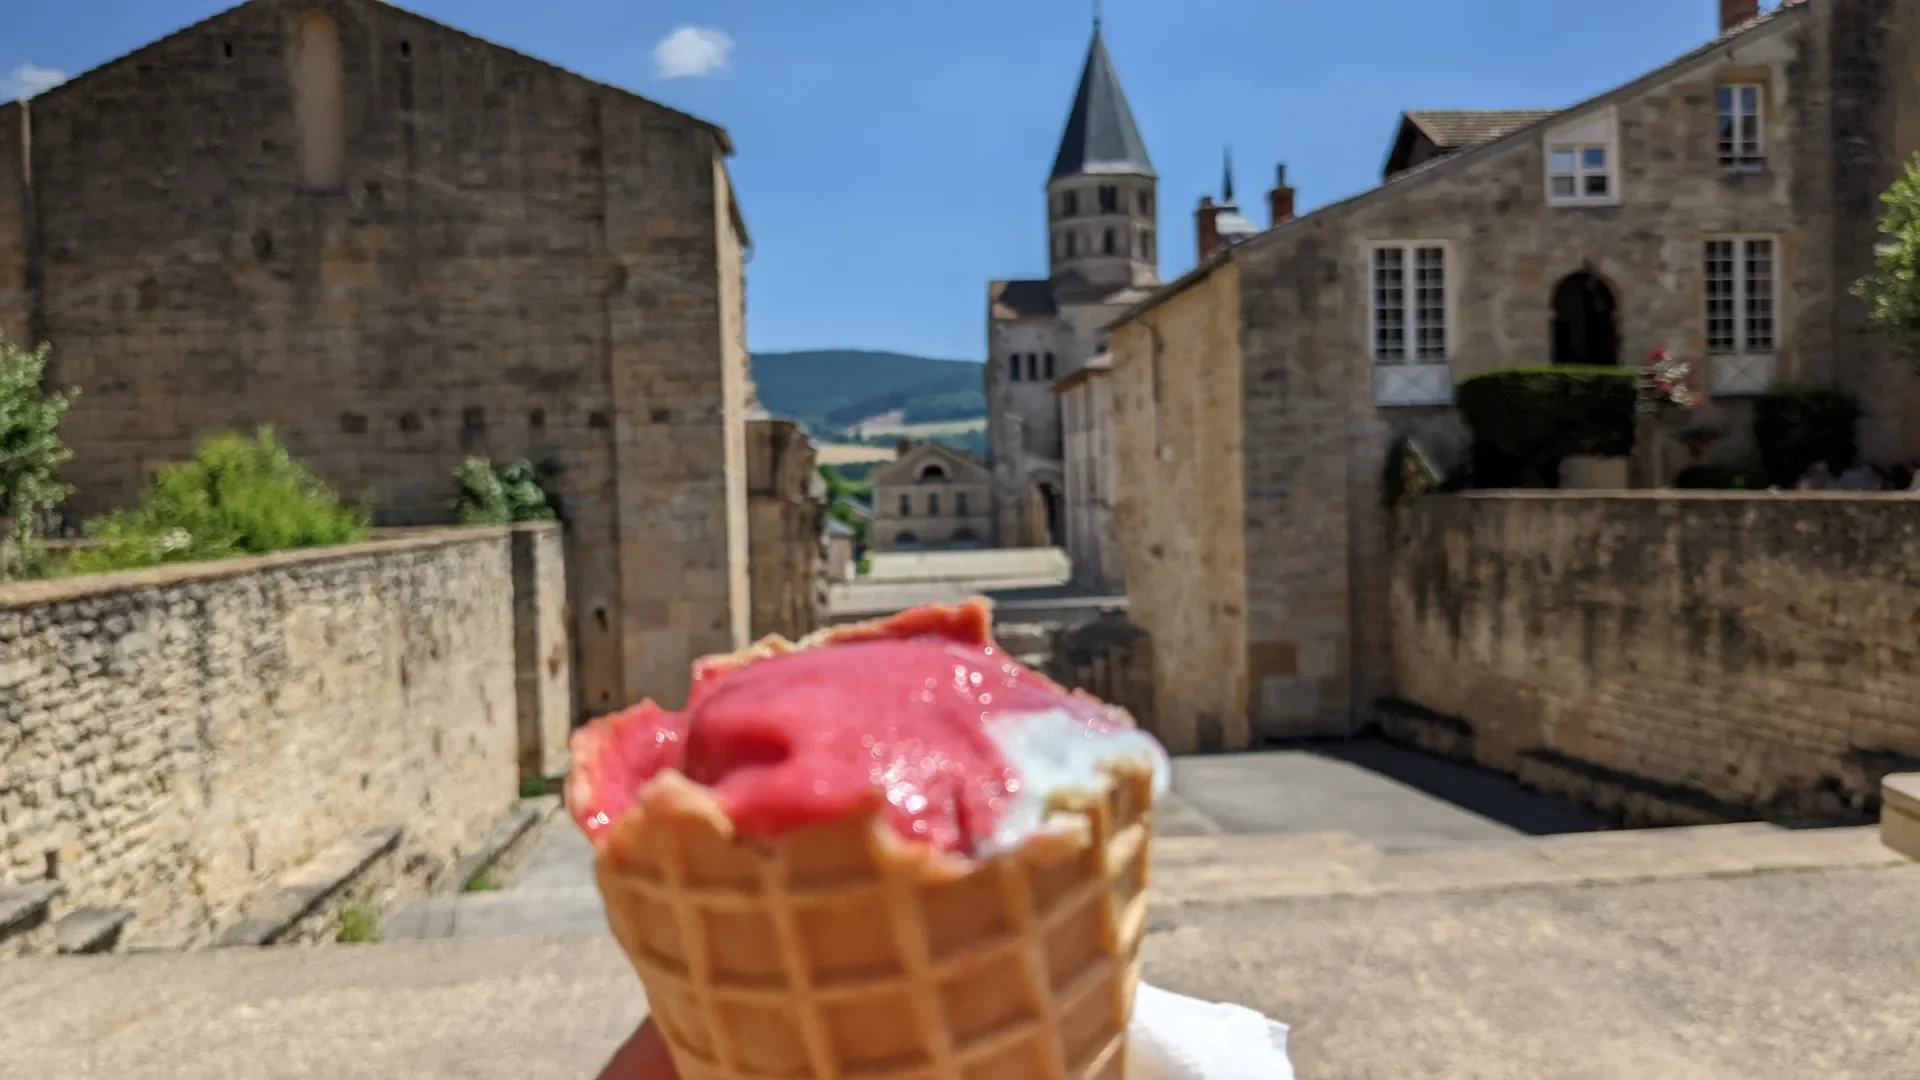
[
  {"x1": 1049, "y1": 23, "x2": 1155, "y2": 180},
  {"x1": 1223, "y1": 146, "x2": 1236, "y2": 205}
]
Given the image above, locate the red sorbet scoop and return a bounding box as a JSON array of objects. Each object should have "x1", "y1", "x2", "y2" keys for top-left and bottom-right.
[{"x1": 567, "y1": 601, "x2": 1129, "y2": 855}]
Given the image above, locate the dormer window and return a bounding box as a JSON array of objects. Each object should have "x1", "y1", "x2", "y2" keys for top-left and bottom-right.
[
  {"x1": 1718, "y1": 85, "x2": 1764, "y2": 170},
  {"x1": 1549, "y1": 146, "x2": 1611, "y2": 200},
  {"x1": 1544, "y1": 108, "x2": 1620, "y2": 208}
]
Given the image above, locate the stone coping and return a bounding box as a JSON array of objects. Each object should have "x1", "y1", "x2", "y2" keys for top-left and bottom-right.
[
  {"x1": 0, "y1": 522, "x2": 560, "y2": 610},
  {"x1": 1431, "y1": 490, "x2": 1920, "y2": 503},
  {"x1": 437, "y1": 797, "x2": 561, "y2": 896},
  {"x1": 216, "y1": 827, "x2": 404, "y2": 948}
]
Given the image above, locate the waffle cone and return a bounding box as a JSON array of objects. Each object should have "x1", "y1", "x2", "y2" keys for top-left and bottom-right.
[
  {"x1": 587, "y1": 602, "x2": 1157, "y2": 1080},
  {"x1": 596, "y1": 763, "x2": 1154, "y2": 1080}
]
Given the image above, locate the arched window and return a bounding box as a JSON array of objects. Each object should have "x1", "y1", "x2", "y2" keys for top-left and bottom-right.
[
  {"x1": 293, "y1": 10, "x2": 345, "y2": 192},
  {"x1": 1008, "y1": 353, "x2": 1021, "y2": 382},
  {"x1": 1103, "y1": 229, "x2": 1116, "y2": 255},
  {"x1": 917, "y1": 463, "x2": 948, "y2": 483}
]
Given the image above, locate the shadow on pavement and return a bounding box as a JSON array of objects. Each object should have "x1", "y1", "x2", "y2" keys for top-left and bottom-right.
[{"x1": 1289, "y1": 737, "x2": 1607, "y2": 837}]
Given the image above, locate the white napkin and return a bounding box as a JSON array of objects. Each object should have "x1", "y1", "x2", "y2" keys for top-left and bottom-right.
[{"x1": 1126, "y1": 983, "x2": 1295, "y2": 1080}]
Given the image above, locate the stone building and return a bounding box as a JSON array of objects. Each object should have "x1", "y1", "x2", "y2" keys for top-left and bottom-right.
[
  {"x1": 870, "y1": 441, "x2": 992, "y2": 552},
  {"x1": 1107, "y1": 0, "x2": 1920, "y2": 753},
  {"x1": 1053, "y1": 353, "x2": 1123, "y2": 590},
  {"x1": 985, "y1": 20, "x2": 1159, "y2": 553},
  {"x1": 745, "y1": 418, "x2": 825, "y2": 643},
  {"x1": 0, "y1": 0, "x2": 757, "y2": 714}
]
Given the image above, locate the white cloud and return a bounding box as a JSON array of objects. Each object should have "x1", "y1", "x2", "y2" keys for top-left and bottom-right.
[
  {"x1": 652, "y1": 27, "x2": 732, "y2": 80},
  {"x1": 2, "y1": 63, "x2": 67, "y2": 102}
]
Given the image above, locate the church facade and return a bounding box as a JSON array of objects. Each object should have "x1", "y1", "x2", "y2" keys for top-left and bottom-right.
[{"x1": 984, "y1": 23, "x2": 1159, "y2": 552}]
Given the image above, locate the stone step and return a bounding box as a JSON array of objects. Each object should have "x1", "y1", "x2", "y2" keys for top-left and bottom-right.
[
  {"x1": 1884, "y1": 774, "x2": 1919, "y2": 861},
  {"x1": 0, "y1": 882, "x2": 62, "y2": 957},
  {"x1": 54, "y1": 906, "x2": 135, "y2": 955},
  {"x1": 1151, "y1": 822, "x2": 1908, "y2": 910}
]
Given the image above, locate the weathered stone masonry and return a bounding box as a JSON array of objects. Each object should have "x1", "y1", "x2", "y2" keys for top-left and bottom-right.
[
  {"x1": 0, "y1": 526, "x2": 566, "y2": 946},
  {"x1": 0, "y1": 0, "x2": 753, "y2": 715},
  {"x1": 1391, "y1": 494, "x2": 1920, "y2": 823}
]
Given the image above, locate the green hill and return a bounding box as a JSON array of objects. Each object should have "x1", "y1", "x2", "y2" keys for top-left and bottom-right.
[{"x1": 751, "y1": 349, "x2": 985, "y2": 431}]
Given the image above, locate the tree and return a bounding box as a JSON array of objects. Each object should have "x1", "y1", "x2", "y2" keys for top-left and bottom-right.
[
  {"x1": 1854, "y1": 151, "x2": 1920, "y2": 372},
  {"x1": 0, "y1": 336, "x2": 76, "y2": 579}
]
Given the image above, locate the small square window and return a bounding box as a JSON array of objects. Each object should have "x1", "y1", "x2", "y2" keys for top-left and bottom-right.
[{"x1": 1547, "y1": 142, "x2": 1614, "y2": 205}]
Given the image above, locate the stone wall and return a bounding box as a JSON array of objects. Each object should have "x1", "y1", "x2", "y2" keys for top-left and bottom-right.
[
  {"x1": 1390, "y1": 494, "x2": 1920, "y2": 823},
  {"x1": 1109, "y1": 262, "x2": 1250, "y2": 754},
  {"x1": 746, "y1": 418, "x2": 824, "y2": 643},
  {"x1": 0, "y1": 526, "x2": 562, "y2": 945},
  {"x1": 0, "y1": 0, "x2": 750, "y2": 716}
]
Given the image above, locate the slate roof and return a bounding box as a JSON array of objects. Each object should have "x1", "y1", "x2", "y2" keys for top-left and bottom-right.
[
  {"x1": 1404, "y1": 110, "x2": 1561, "y2": 151},
  {"x1": 989, "y1": 280, "x2": 1059, "y2": 321},
  {"x1": 1049, "y1": 26, "x2": 1155, "y2": 180}
]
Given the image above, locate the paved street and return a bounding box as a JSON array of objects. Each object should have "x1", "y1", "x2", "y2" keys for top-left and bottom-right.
[{"x1": 9, "y1": 850, "x2": 1914, "y2": 1079}]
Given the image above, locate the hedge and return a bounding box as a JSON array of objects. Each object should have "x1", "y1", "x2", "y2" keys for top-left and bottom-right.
[{"x1": 1456, "y1": 366, "x2": 1637, "y2": 488}]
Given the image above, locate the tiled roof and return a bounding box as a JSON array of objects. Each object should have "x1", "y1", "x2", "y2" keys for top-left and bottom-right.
[
  {"x1": 1049, "y1": 26, "x2": 1155, "y2": 179},
  {"x1": 1720, "y1": 0, "x2": 1808, "y2": 40},
  {"x1": 989, "y1": 280, "x2": 1059, "y2": 321},
  {"x1": 1405, "y1": 110, "x2": 1561, "y2": 151}
]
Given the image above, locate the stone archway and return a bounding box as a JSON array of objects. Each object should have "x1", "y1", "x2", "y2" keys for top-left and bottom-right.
[{"x1": 1551, "y1": 271, "x2": 1620, "y2": 367}]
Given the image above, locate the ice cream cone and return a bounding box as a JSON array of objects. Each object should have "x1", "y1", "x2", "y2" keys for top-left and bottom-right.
[
  {"x1": 594, "y1": 760, "x2": 1155, "y2": 1080},
  {"x1": 573, "y1": 600, "x2": 1161, "y2": 1080}
]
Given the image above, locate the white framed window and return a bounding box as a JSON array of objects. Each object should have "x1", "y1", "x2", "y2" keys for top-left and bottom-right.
[
  {"x1": 1543, "y1": 109, "x2": 1620, "y2": 207},
  {"x1": 1717, "y1": 85, "x2": 1764, "y2": 169},
  {"x1": 1549, "y1": 145, "x2": 1611, "y2": 201},
  {"x1": 1705, "y1": 236, "x2": 1779, "y2": 394},
  {"x1": 1369, "y1": 242, "x2": 1454, "y2": 406}
]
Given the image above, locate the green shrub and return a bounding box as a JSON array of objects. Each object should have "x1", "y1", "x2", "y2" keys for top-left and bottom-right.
[
  {"x1": 65, "y1": 428, "x2": 368, "y2": 574},
  {"x1": 1852, "y1": 152, "x2": 1920, "y2": 372},
  {"x1": 1752, "y1": 384, "x2": 1860, "y2": 488},
  {"x1": 1456, "y1": 367, "x2": 1637, "y2": 488},
  {"x1": 336, "y1": 904, "x2": 380, "y2": 945},
  {"x1": 453, "y1": 457, "x2": 560, "y2": 525},
  {"x1": 0, "y1": 336, "x2": 77, "y2": 580},
  {"x1": 1381, "y1": 437, "x2": 1441, "y2": 507}
]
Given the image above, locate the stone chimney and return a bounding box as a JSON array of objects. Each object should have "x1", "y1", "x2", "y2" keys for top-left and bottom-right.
[
  {"x1": 1268, "y1": 164, "x2": 1296, "y2": 227},
  {"x1": 1720, "y1": 0, "x2": 1759, "y2": 32},
  {"x1": 895, "y1": 437, "x2": 911, "y2": 456},
  {"x1": 1195, "y1": 196, "x2": 1223, "y2": 261}
]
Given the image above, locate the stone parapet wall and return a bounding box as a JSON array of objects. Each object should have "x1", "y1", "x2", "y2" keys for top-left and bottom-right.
[
  {"x1": 0, "y1": 525, "x2": 564, "y2": 946},
  {"x1": 1390, "y1": 494, "x2": 1920, "y2": 823}
]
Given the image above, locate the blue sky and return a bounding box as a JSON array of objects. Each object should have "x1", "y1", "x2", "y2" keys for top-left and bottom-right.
[{"x1": 6, "y1": 0, "x2": 1756, "y2": 361}]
